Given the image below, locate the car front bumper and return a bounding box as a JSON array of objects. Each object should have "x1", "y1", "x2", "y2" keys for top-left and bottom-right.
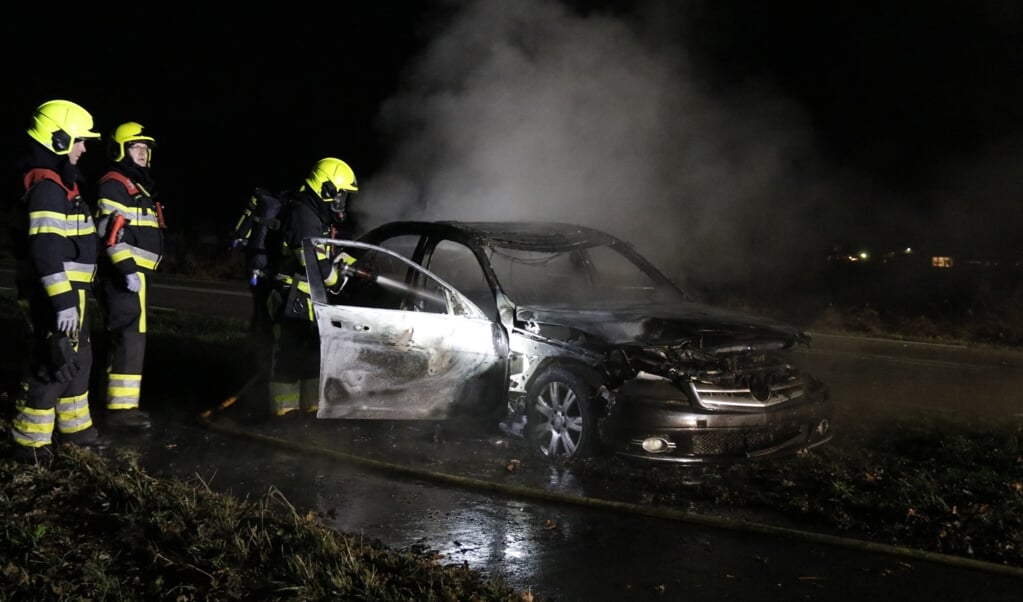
[{"x1": 602, "y1": 376, "x2": 833, "y2": 464}]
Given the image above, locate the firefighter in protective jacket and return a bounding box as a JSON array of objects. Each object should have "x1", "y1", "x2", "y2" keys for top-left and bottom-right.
[
  {"x1": 231, "y1": 187, "x2": 284, "y2": 344},
  {"x1": 94, "y1": 122, "x2": 165, "y2": 430},
  {"x1": 9, "y1": 99, "x2": 103, "y2": 464},
  {"x1": 267, "y1": 157, "x2": 358, "y2": 419}
]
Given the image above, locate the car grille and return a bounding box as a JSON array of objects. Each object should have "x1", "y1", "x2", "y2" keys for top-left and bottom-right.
[
  {"x1": 690, "y1": 375, "x2": 805, "y2": 410},
  {"x1": 690, "y1": 424, "x2": 805, "y2": 455}
]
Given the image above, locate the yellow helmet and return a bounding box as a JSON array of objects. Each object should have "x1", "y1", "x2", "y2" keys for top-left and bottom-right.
[
  {"x1": 110, "y1": 121, "x2": 157, "y2": 163},
  {"x1": 26, "y1": 99, "x2": 101, "y2": 156},
  {"x1": 304, "y1": 157, "x2": 359, "y2": 215}
]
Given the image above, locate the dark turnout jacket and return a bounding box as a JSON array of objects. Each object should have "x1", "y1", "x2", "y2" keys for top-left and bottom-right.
[
  {"x1": 95, "y1": 161, "x2": 165, "y2": 276},
  {"x1": 14, "y1": 141, "x2": 97, "y2": 314}
]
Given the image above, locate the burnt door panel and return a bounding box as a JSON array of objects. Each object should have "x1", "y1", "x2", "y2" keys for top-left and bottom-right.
[
  {"x1": 306, "y1": 237, "x2": 507, "y2": 419},
  {"x1": 316, "y1": 305, "x2": 504, "y2": 418}
]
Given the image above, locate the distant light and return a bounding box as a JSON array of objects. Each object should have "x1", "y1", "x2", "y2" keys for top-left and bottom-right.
[
  {"x1": 858, "y1": 251, "x2": 869, "y2": 261},
  {"x1": 904, "y1": 247, "x2": 913, "y2": 254}
]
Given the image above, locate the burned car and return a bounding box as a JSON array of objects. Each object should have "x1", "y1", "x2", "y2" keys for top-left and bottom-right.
[{"x1": 302, "y1": 221, "x2": 831, "y2": 464}]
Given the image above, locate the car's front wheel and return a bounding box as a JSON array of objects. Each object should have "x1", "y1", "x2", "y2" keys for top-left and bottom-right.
[{"x1": 526, "y1": 366, "x2": 598, "y2": 460}]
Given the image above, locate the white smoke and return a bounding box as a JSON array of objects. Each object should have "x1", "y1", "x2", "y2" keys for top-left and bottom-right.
[{"x1": 359, "y1": 0, "x2": 866, "y2": 285}]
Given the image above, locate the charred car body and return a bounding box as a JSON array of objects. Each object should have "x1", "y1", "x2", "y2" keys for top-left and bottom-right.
[{"x1": 302, "y1": 221, "x2": 831, "y2": 464}]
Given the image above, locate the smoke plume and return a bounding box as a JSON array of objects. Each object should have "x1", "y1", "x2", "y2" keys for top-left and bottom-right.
[{"x1": 360, "y1": 0, "x2": 871, "y2": 287}]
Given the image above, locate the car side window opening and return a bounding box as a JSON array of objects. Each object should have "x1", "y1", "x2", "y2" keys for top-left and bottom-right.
[
  {"x1": 424, "y1": 239, "x2": 497, "y2": 318},
  {"x1": 376, "y1": 234, "x2": 421, "y2": 263},
  {"x1": 330, "y1": 247, "x2": 405, "y2": 310},
  {"x1": 375, "y1": 234, "x2": 431, "y2": 305},
  {"x1": 326, "y1": 235, "x2": 443, "y2": 314}
]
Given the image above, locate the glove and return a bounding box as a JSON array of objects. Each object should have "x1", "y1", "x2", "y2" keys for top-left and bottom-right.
[
  {"x1": 98, "y1": 214, "x2": 127, "y2": 244},
  {"x1": 55, "y1": 307, "x2": 79, "y2": 334},
  {"x1": 46, "y1": 333, "x2": 80, "y2": 384},
  {"x1": 96, "y1": 215, "x2": 110, "y2": 239},
  {"x1": 125, "y1": 272, "x2": 141, "y2": 293}
]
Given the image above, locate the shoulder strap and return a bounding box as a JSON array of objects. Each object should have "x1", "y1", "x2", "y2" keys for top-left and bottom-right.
[
  {"x1": 99, "y1": 171, "x2": 139, "y2": 196},
  {"x1": 23, "y1": 168, "x2": 78, "y2": 201}
]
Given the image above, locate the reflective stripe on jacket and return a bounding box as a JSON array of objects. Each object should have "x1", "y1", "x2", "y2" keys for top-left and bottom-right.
[
  {"x1": 96, "y1": 169, "x2": 165, "y2": 274},
  {"x1": 21, "y1": 168, "x2": 97, "y2": 310}
]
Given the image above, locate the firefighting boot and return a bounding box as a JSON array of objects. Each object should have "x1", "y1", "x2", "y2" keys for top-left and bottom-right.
[
  {"x1": 106, "y1": 408, "x2": 152, "y2": 430},
  {"x1": 299, "y1": 378, "x2": 319, "y2": 420},
  {"x1": 11, "y1": 444, "x2": 54, "y2": 467},
  {"x1": 60, "y1": 426, "x2": 108, "y2": 450}
]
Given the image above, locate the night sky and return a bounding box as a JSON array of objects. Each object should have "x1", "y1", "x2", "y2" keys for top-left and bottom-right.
[
  {"x1": 4, "y1": 3, "x2": 434, "y2": 234},
  {"x1": 4, "y1": 1, "x2": 1022, "y2": 282}
]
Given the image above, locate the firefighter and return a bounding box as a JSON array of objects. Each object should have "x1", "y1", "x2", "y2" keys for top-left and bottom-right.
[
  {"x1": 94, "y1": 122, "x2": 165, "y2": 430},
  {"x1": 9, "y1": 99, "x2": 103, "y2": 464},
  {"x1": 267, "y1": 157, "x2": 358, "y2": 419},
  {"x1": 230, "y1": 186, "x2": 286, "y2": 345}
]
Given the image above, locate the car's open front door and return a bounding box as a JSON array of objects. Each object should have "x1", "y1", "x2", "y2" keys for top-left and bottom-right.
[{"x1": 302, "y1": 238, "x2": 508, "y2": 419}]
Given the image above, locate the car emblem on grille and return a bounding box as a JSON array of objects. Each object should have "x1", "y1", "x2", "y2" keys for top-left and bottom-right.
[{"x1": 748, "y1": 374, "x2": 773, "y2": 402}]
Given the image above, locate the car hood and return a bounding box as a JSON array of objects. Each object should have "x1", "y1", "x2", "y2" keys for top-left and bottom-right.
[{"x1": 515, "y1": 301, "x2": 809, "y2": 350}]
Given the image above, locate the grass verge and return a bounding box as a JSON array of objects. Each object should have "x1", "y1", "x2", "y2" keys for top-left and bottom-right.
[
  {"x1": 0, "y1": 443, "x2": 532, "y2": 601},
  {"x1": 573, "y1": 413, "x2": 1023, "y2": 567}
]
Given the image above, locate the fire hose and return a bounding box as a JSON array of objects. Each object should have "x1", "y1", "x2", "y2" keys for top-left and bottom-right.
[{"x1": 198, "y1": 372, "x2": 263, "y2": 420}]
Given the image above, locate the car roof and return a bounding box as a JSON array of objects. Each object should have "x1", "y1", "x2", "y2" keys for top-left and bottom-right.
[{"x1": 361, "y1": 220, "x2": 620, "y2": 251}]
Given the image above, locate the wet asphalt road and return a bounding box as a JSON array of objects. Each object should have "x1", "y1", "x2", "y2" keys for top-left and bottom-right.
[
  {"x1": 135, "y1": 333, "x2": 1023, "y2": 601},
  {"x1": 4, "y1": 270, "x2": 1023, "y2": 600},
  {"x1": 121, "y1": 413, "x2": 1023, "y2": 602}
]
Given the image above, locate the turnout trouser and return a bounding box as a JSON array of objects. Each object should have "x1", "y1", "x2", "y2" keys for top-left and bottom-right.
[
  {"x1": 11, "y1": 289, "x2": 97, "y2": 450},
  {"x1": 269, "y1": 291, "x2": 321, "y2": 417},
  {"x1": 99, "y1": 272, "x2": 147, "y2": 411}
]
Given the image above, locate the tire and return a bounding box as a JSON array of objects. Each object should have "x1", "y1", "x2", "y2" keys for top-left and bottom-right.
[{"x1": 526, "y1": 365, "x2": 598, "y2": 460}]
